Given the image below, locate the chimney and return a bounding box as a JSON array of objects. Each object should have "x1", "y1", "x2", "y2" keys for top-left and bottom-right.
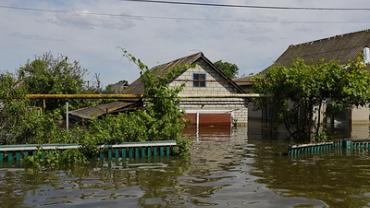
[{"x1": 363, "y1": 46, "x2": 370, "y2": 64}]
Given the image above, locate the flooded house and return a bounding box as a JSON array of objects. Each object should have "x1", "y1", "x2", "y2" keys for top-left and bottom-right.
[
  {"x1": 70, "y1": 52, "x2": 249, "y2": 132},
  {"x1": 236, "y1": 29, "x2": 370, "y2": 138},
  {"x1": 124, "y1": 52, "x2": 248, "y2": 129}
]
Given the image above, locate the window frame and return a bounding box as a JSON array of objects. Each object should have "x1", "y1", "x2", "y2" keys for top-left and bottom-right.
[{"x1": 193, "y1": 73, "x2": 206, "y2": 88}]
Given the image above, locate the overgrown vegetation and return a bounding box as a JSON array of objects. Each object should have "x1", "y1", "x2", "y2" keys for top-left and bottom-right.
[
  {"x1": 253, "y1": 57, "x2": 370, "y2": 141},
  {"x1": 214, "y1": 60, "x2": 239, "y2": 79},
  {"x1": 0, "y1": 51, "x2": 192, "y2": 167}
]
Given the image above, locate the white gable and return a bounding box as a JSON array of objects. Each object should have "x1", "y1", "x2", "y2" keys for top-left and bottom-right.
[{"x1": 168, "y1": 59, "x2": 238, "y2": 96}]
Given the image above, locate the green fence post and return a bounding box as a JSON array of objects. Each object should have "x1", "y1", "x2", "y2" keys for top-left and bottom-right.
[
  {"x1": 100, "y1": 151, "x2": 104, "y2": 161},
  {"x1": 40, "y1": 151, "x2": 45, "y2": 160},
  {"x1": 16, "y1": 152, "x2": 21, "y2": 162},
  {"x1": 141, "y1": 147, "x2": 146, "y2": 158},
  {"x1": 0, "y1": 152, "x2": 3, "y2": 165},
  {"x1": 153, "y1": 147, "x2": 158, "y2": 157},
  {"x1": 115, "y1": 149, "x2": 119, "y2": 159},
  {"x1": 166, "y1": 146, "x2": 170, "y2": 157},
  {"x1": 135, "y1": 148, "x2": 140, "y2": 159},
  {"x1": 108, "y1": 149, "x2": 112, "y2": 160},
  {"x1": 129, "y1": 148, "x2": 133, "y2": 158},
  {"x1": 147, "y1": 147, "x2": 151, "y2": 158},
  {"x1": 8, "y1": 152, "x2": 13, "y2": 165},
  {"x1": 122, "y1": 148, "x2": 126, "y2": 158},
  {"x1": 160, "y1": 147, "x2": 164, "y2": 157}
]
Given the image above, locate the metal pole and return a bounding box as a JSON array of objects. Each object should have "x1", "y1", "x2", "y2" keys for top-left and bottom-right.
[
  {"x1": 196, "y1": 111, "x2": 200, "y2": 143},
  {"x1": 66, "y1": 101, "x2": 69, "y2": 131}
]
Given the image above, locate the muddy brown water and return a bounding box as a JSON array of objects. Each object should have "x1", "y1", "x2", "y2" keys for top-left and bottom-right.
[{"x1": 0, "y1": 121, "x2": 370, "y2": 208}]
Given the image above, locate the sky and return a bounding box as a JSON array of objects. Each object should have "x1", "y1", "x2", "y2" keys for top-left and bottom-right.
[{"x1": 1, "y1": 0, "x2": 370, "y2": 86}]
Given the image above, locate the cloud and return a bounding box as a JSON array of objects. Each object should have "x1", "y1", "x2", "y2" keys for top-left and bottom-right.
[
  {"x1": 48, "y1": 12, "x2": 136, "y2": 30},
  {"x1": 9, "y1": 32, "x2": 65, "y2": 42},
  {"x1": 1, "y1": 0, "x2": 370, "y2": 84}
]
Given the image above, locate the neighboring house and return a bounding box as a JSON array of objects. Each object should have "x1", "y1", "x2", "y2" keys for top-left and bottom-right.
[
  {"x1": 71, "y1": 52, "x2": 248, "y2": 127},
  {"x1": 105, "y1": 80, "x2": 129, "y2": 93},
  {"x1": 234, "y1": 76, "x2": 254, "y2": 93},
  {"x1": 237, "y1": 29, "x2": 370, "y2": 127},
  {"x1": 124, "y1": 52, "x2": 248, "y2": 127}
]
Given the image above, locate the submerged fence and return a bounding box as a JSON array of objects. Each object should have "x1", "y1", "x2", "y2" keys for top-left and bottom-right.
[
  {"x1": 288, "y1": 139, "x2": 370, "y2": 157},
  {"x1": 0, "y1": 140, "x2": 176, "y2": 166}
]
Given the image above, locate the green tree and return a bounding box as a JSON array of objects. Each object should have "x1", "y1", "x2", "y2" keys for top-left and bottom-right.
[
  {"x1": 253, "y1": 57, "x2": 370, "y2": 141},
  {"x1": 18, "y1": 53, "x2": 86, "y2": 110},
  {"x1": 214, "y1": 60, "x2": 239, "y2": 79},
  {"x1": 121, "y1": 49, "x2": 187, "y2": 141},
  {"x1": 0, "y1": 73, "x2": 61, "y2": 144}
]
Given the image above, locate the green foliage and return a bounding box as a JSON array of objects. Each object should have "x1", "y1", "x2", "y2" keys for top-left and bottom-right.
[
  {"x1": 1, "y1": 50, "x2": 192, "y2": 165},
  {"x1": 253, "y1": 57, "x2": 370, "y2": 140},
  {"x1": 18, "y1": 53, "x2": 87, "y2": 111},
  {"x1": 18, "y1": 53, "x2": 85, "y2": 94},
  {"x1": 59, "y1": 149, "x2": 88, "y2": 164},
  {"x1": 0, "y1": 73, "x2": 28, "y2": 144},
  {"x1": 121, "y1": 49, "x2": 187, "y2": 141},
  {"x1": 24, "y1": 149, "x2": 87, "y2": 169},
  {"x1": 214, "y1": 60, "x2": 239, "y2": 79},
  {"x1": 0, "y1": 74, "x2": 61, "y2": 144},
  {"x1": 313, "y1": 131, "x2": 329, "y2": 143},
  {"x1": 172, "y1": 137, "x2": 193, "y2": 158}
]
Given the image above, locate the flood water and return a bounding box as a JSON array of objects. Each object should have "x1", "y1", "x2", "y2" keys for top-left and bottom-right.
[{"x1": 1, "y1": 121, "x2": 370, "y2": 208}]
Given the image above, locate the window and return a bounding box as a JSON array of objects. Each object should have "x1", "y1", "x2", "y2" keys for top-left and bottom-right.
[{"x1": 193, "y1": 73, "x2": 206, "y2": 87}]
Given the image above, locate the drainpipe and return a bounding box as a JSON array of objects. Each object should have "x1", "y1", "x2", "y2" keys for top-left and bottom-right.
[{"x1": 66, "y1": 101, "x2": 69, "y2": 131}]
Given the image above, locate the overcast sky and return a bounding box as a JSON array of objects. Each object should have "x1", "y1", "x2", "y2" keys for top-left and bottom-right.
[{"x1": 1, "y1": 0, "x2": 370, "y2": 85}]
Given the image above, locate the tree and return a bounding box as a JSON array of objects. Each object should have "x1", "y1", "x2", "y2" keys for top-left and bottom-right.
[
  {"x1": 214, "y1": 60, "x2": 239, "y2": 79},
  {"x1": 253, "y1": 57, "x2": 370, "y2": 141},
  {"x1": 18, "y1": 53, "x2": 86, "y2": 110},
  {"x1": 0, "y1": 73, "x2": 61, "y2": 144}
]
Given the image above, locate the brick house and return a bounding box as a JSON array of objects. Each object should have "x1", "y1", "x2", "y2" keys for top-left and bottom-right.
[
  {"x1": 124, "y1": 52, "x2": 248, "y2": 127},
  {"x1": 71, "y1": 52, "x2": 249, "y2": 128}
]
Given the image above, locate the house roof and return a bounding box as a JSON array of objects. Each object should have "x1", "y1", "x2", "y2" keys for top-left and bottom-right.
[
  {"x1": 244, "y1": 28, "x2": 370, "y2": 78},
  {"x1": 123, "y1": 52, "x2": 244, "y2": 94},
  {"x1": 106, "y1": 81, "x2": 128, "y2": 93},
  {"x1": 275, "y1": 29, "x2": 370, "y2": 66},
  {"x1": 69, "y1": 101, "x2": 137, "y2": 120},
  {"x1": 234, "y1": 76, "x2": 254, "y2": 86}
]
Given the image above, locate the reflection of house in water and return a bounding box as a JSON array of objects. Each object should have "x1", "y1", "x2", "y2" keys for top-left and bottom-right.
[
  {"x1": 71, "y1": 53, "x2": 248, "y2": 136},
  {"x1": 236, "y1": 29, "x2": 370, "y2": 139}
]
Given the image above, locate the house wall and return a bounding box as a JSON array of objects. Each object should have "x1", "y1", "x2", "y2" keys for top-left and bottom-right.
[
  {"x1": 237, "y1": 84, "x2": 254, "y2": 93},
  {"x1": 169, "y1": 59, "x2": 248, "y2": 126},
  {"x1": 351, "y1": 106, "x2": 370, "y2": 123}
]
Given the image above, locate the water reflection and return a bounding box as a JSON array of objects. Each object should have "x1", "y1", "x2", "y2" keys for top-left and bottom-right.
[{"x1": 0, "y1": 122, "x2": 369, "y2": 207}]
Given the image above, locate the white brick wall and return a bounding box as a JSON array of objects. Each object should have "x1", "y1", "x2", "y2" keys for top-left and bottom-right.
[{"x1": 169, "y1": 59, "x2": 248, "y2": 125}]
